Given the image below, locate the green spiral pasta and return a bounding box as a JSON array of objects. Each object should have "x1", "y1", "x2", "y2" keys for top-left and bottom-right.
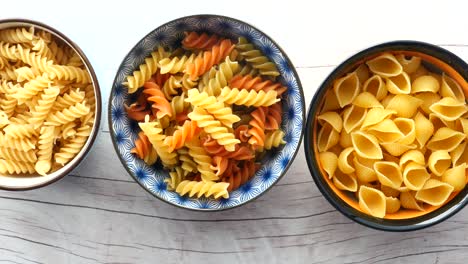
[
  {"x1": 29, "y1": 85, "x2": 60, "y2": 129},
  {"x1": 181, "y1": 73, "x2": 198, "y2": 90},
  {"x1": 263, "y1": 130, "x2": 286, "y2": 150},
  {"x1": 162, "y1": 75, "x2": 182, "y2": 100},
  {"x1": 0, "y1": 159, "x2": 35, "y2": 174},
  {"x1": 187, "y1": 107, "x2": 240, "y2": 152},
  {"x1": 202, "y1": 56, "x2": 239, "y2": 96},
  {"x1": 236, "y1": 37, "x2": 279, "y2": 77},
  {"x1": 175, "y1": 180, "x2": 229, "y2": 199},
  {"x1": 54, "y1": 125, "x2": 91, "y2": 166},
  {"x1": 186, "y1": 89, "x2": 240, "y2": 128},
  {"x1": 219, "y1": 87, "x2": 279, "y2": 107},
  {"x1": 170, "y1": 93, "x2": 190, "y2": 118}
]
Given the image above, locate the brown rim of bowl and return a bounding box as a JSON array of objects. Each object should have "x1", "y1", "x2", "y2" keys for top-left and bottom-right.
[{"x1": 0, "y1": 18, "x2": 101, "y2": 191}]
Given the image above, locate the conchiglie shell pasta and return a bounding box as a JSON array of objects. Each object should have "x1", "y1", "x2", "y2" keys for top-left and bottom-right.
[
  {"x1": 400, "y1": 191, "x2": 424, "y2": 211},
  {"x1": 333, "y1": 72, "x2": 360, "y2": 108},
  {"x1": 454, "y1": 118, "x2": 468, "y2": 136},
  {"x1": 354, "y1": 63, "x2": 370, "y2": 84},
  {"x1": 403, "y1": 162, "x2": 431, "y2": 191},
  {"x1": 399, "y1": 149, "x2": 425, "y2": 168},
  {"x1": 428, "y1": 150, "x2": 452, "y2": 176},
  {"x1": 342, "y1": 105, "x2": 366, "y2": 133},
  {"x1": 381, "y1": 94, "x2": 394, "y2": 108},
  {"x1": 353, "y1": 156, "x2": 377, "y2": 183},
  {"x1": 414, "y1": 112, "x2": 434, "y2": 148},
  {"x1": 351, "y1": 131, "x2": 383, "y2": 159},
  {"x1": 411, "y1": 75, "x2": 440, "y2": 93},
  {"x1": 441, "y1": 163, "x2": 467, "y2": 191},
  {"x1": 396, "y1": 54, "x2": 421, "y2": 74},
  {"x1": 450, "y1": 142, "x2": 468, "y2": 167},
  {"x1": 385, "y1": 196, "x2": 401, "y2": 214},
  {"x1": 381, "y1": 141, "x2": 417, "y2": 156},
  {"x1": 415, "y1": 179, "x2": 454, "y2": 206},
  {"x1": 358, "y1": 186, "x2": 386, "y2": 218},
  {"x1": 386, "y1": 72, "x2": 411, "y2": 95},
  {"x1": 426, "y1": 127, "x2": 466, "y2": 152},
  {"x1": 318, "y1": 152, "x2": 338, "y2": 179},
  {"x1": 321, "y1": 90, "x2": 341, "y2": 113},
  {"x1": 394, "y1": 118, "x2": 416, "y2": 145},
  {"x1": 338, "y1": 147, "x2": 355, "y2": 174},
  {"x1": 333, "y1": 170, "x2": 358, "y2": 192},
  {"x1": 429, "y1": 97, "x2": 468, "y2": 122},
  {"x1": 339, "y1": 129, "x2": 353, "y2": 148},
  {"x1": 385, "y1": 94, "x2": 423, "y2": 118},
  {"x1": 363, "y1": 75, "x2": 388, "y2": 100},
  {"x1": 367, "y1": 119, "x2": 404, "y2": 142},
  {"x1": 415, "y1": 92, "x2": 441, "y2": 115},
  {"x1": 381, "y1": 185, "x2": 401, "y2": 197},
  {"x1": 361, "y1": 108, "x2": 396, "y2": 130},
  {"x1": 441, "y1": 73, "x2": 465, "y2": 102},
  {"x1": 374, "y1": 161, "x2": 403, "y2": 189},
  {"x1": 366, "y1": 53, "x2": 403, "y2": 78},
  {"x1": 409, "y1": 65, "x2": 429, "y2": 81},
  {"x1": 317, "y1": 111, "x2": 343, "y2": 133},
  {"x1": 352, "y1": 92, "x2": 383, "y2": 109},
  {"x1": 317, "y1": 123, "x2": 340, "y2": 152},
  {"x1": 429, "y1": 114, "x2": 454, "y2": 132}
]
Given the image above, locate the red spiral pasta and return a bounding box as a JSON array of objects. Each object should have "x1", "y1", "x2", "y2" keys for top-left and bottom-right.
[
  {"x1": 247, "y1": 107, "x2": 267, "y2": 148},
  {"x1": 142, "y1": 81, "x2": 173, "y2": 119},
  {"x1": 265, "y1": 102, "x2": 282, "y2": 130},
  {"x1": 125, "y1": 92, "x2": 151, "y2": 121},
  {"x1": 234, "y1": 124, "x2": 251, "y2": 143},
  {"x1": 229, "y1": 74, "x2": 287, "y2": 96},
  {"x1": 163, "y1": 120, "x2": 201, "y2": 152},
  {"x1": 201, "y1": 136, "x2": 254, "y2": 160},
  {"x1": 185, "y1": 39, "x2": 235, "y2": 80},
  {"x1": 210, "y1": 155, "x2": 229, "y2": 176},
  {"x1": 182, "y1": 31, "x2": 220, "y2": 51},
  {"x1": 151, "y1": 69, "x2": 171, "y2": 87},
  {"x1": 222, "y1": 160, "x2": 257, "y2": 192},
  {"x1": 131, "y1": 132, "x2": 152, "y2": 159}
]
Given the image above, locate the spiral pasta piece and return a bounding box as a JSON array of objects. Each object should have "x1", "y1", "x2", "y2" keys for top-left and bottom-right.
[
  {"x1": 182, "y1": 31, "x2": 220, "y2": 50},
  {"x1": 12, "y1": 74, "x2": 51, "y2": 105},
  {"x1": 61, "y1": 122, "x2": 77, "y2": 139},
  {"x1": 177, "y1": 147, "x2": 198, "y2": 174},
  {"x1": 34, "y1": 126, "x2": 56, "y2": 175},
  {"x1": 138, "y1": 117, "x2": 177, "y2": 167},
  {"x1": 0, "y1": 159, "x2": 35, "y2": 174},
  {"x1": 187, "y1": 107, "x2": 240, "y2": 152},
  {"x1": 221, "y1": 160, "x2": 256, "y2": 192},
  {"x1": 186, "y1": 89, "x2": 240, "y2": 128},
  {"x1": 0, "y1": 132, "x2": 36, "y2": 151},
  {"x1": 131, "y1": 131, "x2": 157, "y2": 165},
  {"x1": 263, "y1": 130, "x2": 286, "y2": 150},
  {"x1": 45, "y1": 101, "x2": 90, "y2": 126},
  {"x1": 247, "y1": 107, "x2": 267, "y2": 147},
  {"x1": 201, "y1": 56, "x2": 239, "y2": 96},
  {"x1": 186, "y1": 138, "x2": 218, "y2": 182},
  {"x1": 165, "y1": 167, "x2": 188, "y2": 191},
  {"x1": 15, "y1": 44, "x2": 53, "y2": 72},
  {"x1": 0, "y1": 27, "x2": 35, "y2": 44},
  {"x1": 142, "y1": 81, "x2": 173, "y2": 119},
  {"x1": 0, "y1": 147, "x2": 37, "y2": 163},
  {"x1": 51, "y1": 88, "x2": 86, "y2": 111},
  {"x1": 48, "y1": 65, "x2": 91, "y2": 84},
  {"x1": 54, "y1": 125, "x2": 91, "y2": 166},
  {"x1": 185, "y1": 39, "x2": 235, "y2": 80},
  {"x1": 162, "y1": 75, "x2": 182, "y2": 100},
  {"x1": 163, "y1": 120, "x2": 200, "y2": 152},
  {"x1": 159, "y1": 53, "x2": 198, "y2": 74},
  {"x1": 29, "y1": 85, "x2": 60, "y2": 129},
  {"x1": 229, "y1": 74, "x2": 287, "y2": 96},
  {"x1": 3, "y1": 123, "x2": 37, "y2": 139},
  {"x1": 175, "y1": 180, "x2": 229, "y2": 199},
  {"x1": 124, "y1": 46, "x2": 170, "y2": 93},
  {"x1": 32, "y1": 38, "x2": 55, "y2": 61},
  {"x1": 236, "y1": 37, "x2": 279, "y2": 77},
  {"x1": 0, "y1": 41, "x2": 17, "y2": 61},
  {"x1": 265, "y1": 102, "x2": 282, "y2": 130},
  {"x1": 219, "y1": 87, "x2": 279, "y2": 107}
]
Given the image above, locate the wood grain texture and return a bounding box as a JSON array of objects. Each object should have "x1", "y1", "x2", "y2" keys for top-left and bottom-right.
[{"x1": 2, "y1": 0, "x2": 468, "y2": 263}]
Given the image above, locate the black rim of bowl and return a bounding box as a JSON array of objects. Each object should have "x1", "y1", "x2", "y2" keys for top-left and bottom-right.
[
  {"x1": 108, "y1": 14, "x2": 306, "y2": 211},
  {"x1": 0, "y1": 18, "x2": 102, "y2": 191},
  {"x1": 304, "y1": 40, "x2": 468, "y2": 231}
]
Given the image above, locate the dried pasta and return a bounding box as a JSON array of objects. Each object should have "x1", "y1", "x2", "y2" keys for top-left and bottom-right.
[
  {"x1": 0, "y1": 26, "x2": 95, "y2": 176},
  {"x1": 124, "y1": 32, "x2": 287, "y2": 198},
  {"x1": 316, "y1": 52, "x2": 468, "y2": 218}
]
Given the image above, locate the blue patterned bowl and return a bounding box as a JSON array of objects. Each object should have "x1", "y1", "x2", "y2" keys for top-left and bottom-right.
[{"x1": 109, "y1": 15, "x2": 305, "y2": 210}]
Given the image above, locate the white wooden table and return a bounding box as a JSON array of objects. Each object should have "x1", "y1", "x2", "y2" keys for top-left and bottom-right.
[{"x1": 1, "y1": 1, "x2": 468, "y2": 263}]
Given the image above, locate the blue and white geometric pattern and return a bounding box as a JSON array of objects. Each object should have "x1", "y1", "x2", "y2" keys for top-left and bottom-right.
[{"x1": 109, "y1": 15, "x2": 305, "y2": 210}]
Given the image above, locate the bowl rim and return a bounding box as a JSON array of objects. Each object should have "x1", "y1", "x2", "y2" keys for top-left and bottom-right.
[
  {"x1": 0, "y1": 18, "x2": 102, "y2": 191},
  {"x1": 304, "y1": 40, "x2": 468, "y2": 231},
  {"x1": 108, "y1": 14, "x2": 306, "y2": 211}
]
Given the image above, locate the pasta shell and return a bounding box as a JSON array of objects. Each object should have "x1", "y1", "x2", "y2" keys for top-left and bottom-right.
[
  {"x1": 366, "y1": 53, "x2": 403, "y2": 78},
  {"x1": 342, "y1": 105, "x2": 366, "y2": 133},
  {"x1": 352, "y1": 92, "x2": 383, "y2": 109},
  {"x1": 333, "y1": 170, "x2": 358, "y2": 192},
  {"x1": 351, "y1": 131, "x2": 383, "y2": 159},
  {"x1": 429, "y1": 113, "x2": 454, "y2": 132},
  {"x1": 450, "y1": 142, "x2": 468, "y2": 167},
  {"x1": 429, "y1": 97, "x2": 468, "y2": 122},
  {"x1": 386, "y1": 72, "x2": 411, "y2": 94},
  {"x1": 381, "y1": 142, "x2": 417, "y2": 156},
  {"x1": 353, "y1": 156, "x2": 377, "y2": 183},
  {"x1": 394, "y1": 118, "x2": 416, "y2": 145},
  {"x1": 385, "y1": 196, "x2": 401, "y2": 214},
  {"x1": 441, "y1": 73, "x2": 465, "y2": 102},
  {"x1": 399, "y1": 149, "x2": 425, "y2": 168},
  {"x1": 374, "y1": 161, "x2": 403, "y2": 189},
  {"x1": 319, "y1": 152, "x2": 338, "y2": 179},
  {"x1": 339, "y1": 129, "x2": 353, "y2": 148},
  {"x1": 415, "y1": 92, "x2": 441, "y2": 115},
  {"x1": 428, "y1": 150, "x2": 452, "y2": 176},
  {"x1": 381, "y1": 185, "x2": 400, "y2": 197},
  {"x1": 317, "y1": 123, "x2": 340, "y2": 152},
  {"x1": 380, "y1": 94, "x2": 394, "y2": 108},
  {"x1": 415, "y1": 179, "x2": 454, "y2": 206},
  {"x1": 403, "y1": 162, "x2": 431, "y2": 191},
  {"x1": 363, "y1": 75, "x2": 388, "y2": 100},
  {"x1": 367, "y1": 119, "x2": 404, "y2": 142},
  {"x1": 441, "y1": 163, "x2": 467, "y2": 191},
  {"x1": 385, "y1": 94, "x2": 423, "y2": 118},
  {"x1": 426, "y1": 127, "x2": 466, "y2": 152},
  {"x1": 396, "y1": 54, "x2": 421, "y2": 74},
  {"x1": 338, "y1": 147, "x2": 355, "y2": 174},
  {"x1": 411, "y1": 75, "x2": 440, "y2": 93},
  {"x1": 400, "y1": 191, "x2": 424, "y2": 211},
  {"x1": 358, "y1": 186, "x2": 386, "y2": 218},
  {"x1": 317, "y1": 111, "x2": 342, "y2": 133},
  {"x1": 321, "y1": 90, "x2": 341, "y2": 113},
  {"x1": 454, "y1": 118, "x2": 468, "y2": 136},
  {"x1": 414, "y1": 112, "x2": 434, "y2": 148},
  {"x1": 333, "y1": 72, "x2": 360, "y2": 107},
  {"x1": 361, "y1": 108, "x2": 396, "y2": 130},
  {"x1": 354, "y1": 63, "x2": 370, "y2": 84}
]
